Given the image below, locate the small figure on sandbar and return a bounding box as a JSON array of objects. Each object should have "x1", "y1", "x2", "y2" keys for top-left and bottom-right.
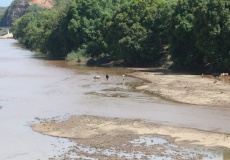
[
  {"x1": 94, "y1": 75, "x2": 101, "y2": 79},
  {"x1": 106, "y1": 74, "x2": 109, "y2": 80},
  {"x1": 122, "y1": 74, "x2": 125, "y2": 81}
]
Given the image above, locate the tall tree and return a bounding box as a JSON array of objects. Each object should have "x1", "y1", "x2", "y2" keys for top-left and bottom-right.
[
  {"x1": 105, "y1": 0, "x2": 167, "y2": 65},
  {"x1": 193, "y1": 0, "x2": 230, "y2": 71},
  {"x1": 169, "y1": 0, "x2": 201, "y2": 70},
  {"x1": 169, "y1": 0, "x2": 230, "y2": 71},
  {"x1": 12, "y1": 12, "x2": 36, "y2": 47},
  {"x1": 67, "y1": 0, "x2": 108, "y2": 58}
]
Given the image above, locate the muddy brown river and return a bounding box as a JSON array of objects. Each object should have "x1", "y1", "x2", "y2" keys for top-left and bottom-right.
[{"x1": 0, "y1": 39, "x2": 230, "y2": 159}]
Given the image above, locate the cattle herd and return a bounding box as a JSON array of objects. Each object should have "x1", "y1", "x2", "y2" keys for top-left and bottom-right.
[{"x1": 211, "y1": 72, "x2": 229, "y2": 77}]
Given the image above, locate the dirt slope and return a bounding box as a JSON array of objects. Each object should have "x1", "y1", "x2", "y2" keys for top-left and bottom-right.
[
  {"x1": 29, "y1": 0, "x2": 53, "y2": 9},
  {"x1": 0, "y1": 0, "x2": 54, "y2": 26}
]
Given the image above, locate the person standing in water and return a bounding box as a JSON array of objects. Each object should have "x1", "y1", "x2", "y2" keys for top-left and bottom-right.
[
  {"x1": 106, "y1": 74, "x2": 109, "y2": 80},
  {"x1": 122, "y1": 74, "x2": 125, "y2": 81}
]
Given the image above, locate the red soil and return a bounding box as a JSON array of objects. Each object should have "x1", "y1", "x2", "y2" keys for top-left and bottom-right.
[{"x1": 29, "y1": 0, "x2": 53, "y2": 9}]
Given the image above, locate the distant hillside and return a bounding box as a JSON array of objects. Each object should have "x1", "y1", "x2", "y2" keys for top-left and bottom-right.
[
  {"x1": 0, "y1": 0, "x2": 54, "y2": 26},
  {"x1": 29, "y1": 0, "x2": 53, "y2": 9}
]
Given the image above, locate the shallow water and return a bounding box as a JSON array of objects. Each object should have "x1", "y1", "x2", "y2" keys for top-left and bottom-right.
[
  {"x1": 57, "y1": 135, "x2": 227, "y2": 160},
  {"x1": 0, "y1": 39, "x2": 230, "y2": 159}
]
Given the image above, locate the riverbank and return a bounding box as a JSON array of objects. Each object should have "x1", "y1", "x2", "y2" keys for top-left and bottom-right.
[
  {"x1": 129, "y1": 68, "x2": 230, "y2": 107},
  {"x1": 0, "y1": 33, "x2": 13, "y2": 39}
]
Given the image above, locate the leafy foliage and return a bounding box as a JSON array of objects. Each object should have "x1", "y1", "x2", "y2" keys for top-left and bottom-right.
[
  {"x1": 169, "y1": 0, "x2": 230, "y2": 72},
  {"x1": 11, "y1": 0, "x2": 230, "y2": 71},
  {"x1": 65, "y1": 0, "x2": 168, "y2": 65},
  {"x1": 193, "y1": 0, "x2": 230, "y2": 71},
  {"x1": 12, "y1": 0, "x2": 168, "y2": 64}
]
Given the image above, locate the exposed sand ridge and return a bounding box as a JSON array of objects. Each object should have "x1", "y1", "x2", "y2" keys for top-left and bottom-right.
[{"x1": 129, "y1": 68, "x2": 230, "y2": 107}]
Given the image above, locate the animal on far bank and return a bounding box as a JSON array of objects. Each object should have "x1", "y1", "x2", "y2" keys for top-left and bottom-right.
[
  {"x1": 212, "y1": 73, "x2": 220, "y2": 77},
  {"x1": 220, "y1": 73, "x2": 229, "y2": 77},
  {"x1": 94, "y1": 75, "x2": 101, "y2": 79},
  {"x1": 212, "y1": 72, "x2": 229, "y2": 77}
]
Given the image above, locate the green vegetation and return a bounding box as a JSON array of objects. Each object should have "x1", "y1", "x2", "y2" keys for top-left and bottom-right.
[
  {"x1": 0, "y1": 7, "x2": 7, "y2": 22},
  {"x1": 11, "y1": 0, "x2": 230, "y2": 72},
  {"x1": 169, "y1": 0, "x2": 230, "y2": 72}
]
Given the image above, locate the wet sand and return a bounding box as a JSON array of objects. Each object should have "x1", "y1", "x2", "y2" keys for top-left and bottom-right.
[{"x1": 32, "y1": 115, "x2": 230, "y2": 148}]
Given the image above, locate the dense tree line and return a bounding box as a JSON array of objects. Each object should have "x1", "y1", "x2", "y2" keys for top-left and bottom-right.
[
  {"x1": 170, "y1": 0, "x2": 230, "y2": 72},
  {"x1": 11, "y1": 0, "x2": 230, "y2": 72}
]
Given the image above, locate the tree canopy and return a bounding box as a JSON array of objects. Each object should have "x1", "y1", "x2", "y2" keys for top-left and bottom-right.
[
  {"x1": 169, "y1": 0, "x2": 230, "y2": 72},
  {"x1": 11, "y1": 0, "x2": 230, "y2": 72}
]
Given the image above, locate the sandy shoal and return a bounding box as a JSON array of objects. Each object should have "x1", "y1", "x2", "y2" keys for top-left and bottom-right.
[
  {"x1": 0, "y1": 33, "x2": 13, "y2": 39},
  {"x1": 32, "y1": 115, "x2": 230, "y2": 149},
  {"x1": 129, "y1": 68, "x2": 230, "y2": 107}
]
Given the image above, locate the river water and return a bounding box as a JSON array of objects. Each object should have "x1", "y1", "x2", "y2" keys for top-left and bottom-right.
[{"x1": 0, "y1": 39, "x2": 230, "y2": 159}]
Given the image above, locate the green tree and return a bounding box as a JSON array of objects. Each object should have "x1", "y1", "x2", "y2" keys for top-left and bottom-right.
[
  {"x1": 12, "y1": 2, "x2": 72, "y2": 58},
  {"x1": 24, "y1": 9, "x2": 58, "y2": 51},
  {"x1": 11, "y1": 12, "x2": 36, "y2": 46},
  {"x1": 193, "y1": 0, "x2": 230, "y2": 71},
  {"x1": 67, "y1": 0, "x2": 110, "y2": 58},
  {"x1": 169, "y1": 0, "x2": 201, "y2": 70},
  {"x1": 105, "y1": 0, "x2": 167, "y2": 65},
  {"x1": 169, "y1": 0, "x2": 230, "y2": 72},
  {"x1": 11, "y1": 0, "x2": 172, "y2": 66},
  {"x1": 45, "y1": 6, "x2": 74, "y2": 58}
]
